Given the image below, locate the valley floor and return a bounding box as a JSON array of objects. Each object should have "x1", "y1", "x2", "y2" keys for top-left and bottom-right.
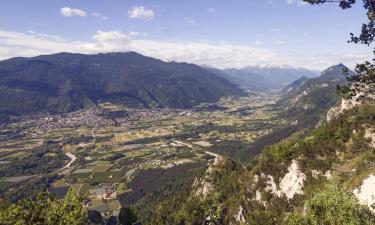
[{"x1": 0, "y1": 93, "x2": 290, "y2": 216}]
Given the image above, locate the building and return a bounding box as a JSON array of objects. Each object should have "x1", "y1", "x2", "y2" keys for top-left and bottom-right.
[{"x1": 94, "y1": 187, "x2": 117, "y2": 200}]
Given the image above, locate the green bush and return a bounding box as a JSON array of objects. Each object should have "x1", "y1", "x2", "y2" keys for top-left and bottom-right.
[{"x1": 284, "y1": 184, "x2": 375, "y2": 225}]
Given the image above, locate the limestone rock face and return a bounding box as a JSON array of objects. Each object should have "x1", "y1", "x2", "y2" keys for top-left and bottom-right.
[
  {"x1": 353, "y1": 174, "x2": 375, "y2": 212},
  {"x1": 264, "y1": 160, "x2": 306, "y2": 200},
  {"x1": 279, "y1": 160, "x2": 306, "y2": 199},
  {"x1": 327, "y1": 82, "x2": 374, "y2": 122}
]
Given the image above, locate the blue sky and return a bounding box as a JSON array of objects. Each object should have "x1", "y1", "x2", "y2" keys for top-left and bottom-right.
[{"x1": 0, "y1": 0, "x2": 372, "y2": 70}]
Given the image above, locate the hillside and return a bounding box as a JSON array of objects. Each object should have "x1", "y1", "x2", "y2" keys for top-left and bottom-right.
[
  {"x1": 279, "y1": 76, "x2": 309, "y2": 95},
  {"x1": 277, "y1": 64, "x2": 350, "y2": 125},
  {"x1": 141, "y1": 96, "x2": 375, "y2": 225},
  {"x1": 215, "y1": 66, "x2": 318, "y2": 91},
  {"x1": 0, "y1": 52, "x2": 243, "y2": 118}
]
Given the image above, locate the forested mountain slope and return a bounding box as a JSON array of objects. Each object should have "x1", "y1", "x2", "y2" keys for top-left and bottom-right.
[
  {"x1": 0, "y1": 52, "x2": 243, "y2": 118},
  {"x1": 277, "y1": 64, "x2": 350, "y2": 125}
]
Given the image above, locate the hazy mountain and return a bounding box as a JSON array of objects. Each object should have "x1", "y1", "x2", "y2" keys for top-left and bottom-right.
[
  {"x1": 278, "y1": 64, "x2": 350, "y2": 124},
  {"x1": 0, "y1": 52, "x2": 243, "y2": 117},
  {"x1": 217, "y1": 65, "x2": 319, "y2": 91}
]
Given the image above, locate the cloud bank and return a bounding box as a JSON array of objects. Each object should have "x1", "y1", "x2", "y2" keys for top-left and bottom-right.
[{"x1": 0, "y1": 29, "x2": 371, "y2": 70}]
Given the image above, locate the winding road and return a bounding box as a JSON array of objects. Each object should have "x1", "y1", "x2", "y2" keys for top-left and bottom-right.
[{"x1": 58, "y1": 152, "x2": 77, "y2": 175}]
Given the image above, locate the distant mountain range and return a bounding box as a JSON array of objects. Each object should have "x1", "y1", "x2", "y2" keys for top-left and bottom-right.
[
  {"x1": 277, "y1": 63, "x2": 350, "y2": 124},
  {"x1": 207, "y1": 65, "x2": 319, "y2": 91},
  {"x1": 0, "y1": 52, "x2": 243, "y2": 118}
]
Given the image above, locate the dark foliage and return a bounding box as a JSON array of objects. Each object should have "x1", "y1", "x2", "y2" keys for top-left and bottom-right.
[
  {"x1": 87, "y1": 210, "x2": 103, "y2": 224},
  {"x1": 0, "y1": 141, "x2": 68, "y2": 177},
  {"x1": 119, "y1": 207, "x2": 137, "y2": 225},
  {"x1": 106, "y1": 216, "x2": 118, "y2": 225},
  {"x1": 118, "y1": 163, "x2": 205, "y2": 206},
  {"x1": 0, "y1": 174, "x2": 62, "y2": 203}
]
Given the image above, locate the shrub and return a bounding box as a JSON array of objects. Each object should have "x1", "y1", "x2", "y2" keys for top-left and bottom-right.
[
  {"x1": 0, "y1": 191, "x2": 86, "y2": 225},
  {"x1": 284, "y1": 183, "x2": 375, "y2": 225}
]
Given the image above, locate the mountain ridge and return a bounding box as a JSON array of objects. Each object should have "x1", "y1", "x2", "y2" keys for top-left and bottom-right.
[
  {"x1": 0, "y1": 51, "x2": 244, "y2": 118},
  {"x1": 277, "y1": 64, "x2": 350, "y2": 125},
  {"x1": 206, "y1": 65, "x2": 319, "y2": 91}
]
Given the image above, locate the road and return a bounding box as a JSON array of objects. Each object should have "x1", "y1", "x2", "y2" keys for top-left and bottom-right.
[{"x1": 58, "y1": 152, "x2": 77, "y2": 175}]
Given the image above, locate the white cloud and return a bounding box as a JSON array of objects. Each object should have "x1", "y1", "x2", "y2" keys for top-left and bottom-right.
[
  {"x1": 93, "y1": 30, "x2": 129, "y2": 44},
  {"x1": 0, "y1": 29, "x2": 371, "y2": 71},
  {"x1": 83, "y1": 30, "x2": 131, "y2": 52},
  {"x1": 277, "y1": 40, "x2": 286, "y2": 46},
  {"x1": 129, "y1": 31, "x2": 140, "y2": 36},
  {"x1": 128, "y1": 6, "x2": 154, "y2": 20},
  {"x1": 92, "y1": 12, "x2": 108, "y2": 20},
  {"x1": 27, "y1": 30, "x2": 64, "y2": 42},
  {"x1": 60, "y1": 7, "x2": 87, "y2": 17},
  {"x1": 0, "y1": 30, "x2": 82, "y2": 54},
  {"x1": 286, "y1": 0, "x2": 308, "y2": 6},
  {"x1": 129, "y1": 40, "x2": 277, "y2": 69}
]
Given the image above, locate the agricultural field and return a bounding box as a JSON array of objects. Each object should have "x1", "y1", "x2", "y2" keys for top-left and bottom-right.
[{"x1": 0, "y1": 93, "x2": 288, "y2": 215}]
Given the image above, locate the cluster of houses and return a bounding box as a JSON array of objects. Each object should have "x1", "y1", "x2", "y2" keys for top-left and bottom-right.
[
  {"x1": 92, "y1": 186, "x2": 117, "y2": 200},
  {"x1": 16, "y1": 108, "x2": 115, "y2": 134},
  {"x1": 12, "y1": 106, "x2": 178, "y2": 137}
]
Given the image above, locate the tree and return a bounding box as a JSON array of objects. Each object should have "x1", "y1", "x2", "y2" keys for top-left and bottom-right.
[
  {"x1": 304, "y1": 0, "x2": 375, "y2": 99},
  {"x1": 118, "y1": 207, "x2": 137, "y2": 225},
  {"x1": 0, "y1": 191, "x2": 87, "y2": 225},
  {"x1": 106, "y1": 216, "x2": 118, "y2": 225},
  {"x1": 87, "y1": 210, "x2": 103, "y2": 224}
]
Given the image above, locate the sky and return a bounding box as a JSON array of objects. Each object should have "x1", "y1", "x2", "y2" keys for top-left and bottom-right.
[{"x1": 0, "y1": 0, "x2": 373, "y2": 71}]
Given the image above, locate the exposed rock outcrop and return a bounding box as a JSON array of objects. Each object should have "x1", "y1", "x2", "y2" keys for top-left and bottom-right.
[
  {"x1": 193, "y1": 151, "x2": 222, "y2": 198},
  {"x1": 235, "y1": 206, "x2": 246, "y2": 223},
  {"x1": 264, "y1": 160, "x2": 306, "y2": 200},
  {"x1": 327, "y1": 82, "x2": 375, "y2": 121},
  {"x1": 353, "y1": 174, "x2": 375, "y2": 212},
  {"x1": 279, "y1": 160, "x2": 306, "y2": 199}
]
